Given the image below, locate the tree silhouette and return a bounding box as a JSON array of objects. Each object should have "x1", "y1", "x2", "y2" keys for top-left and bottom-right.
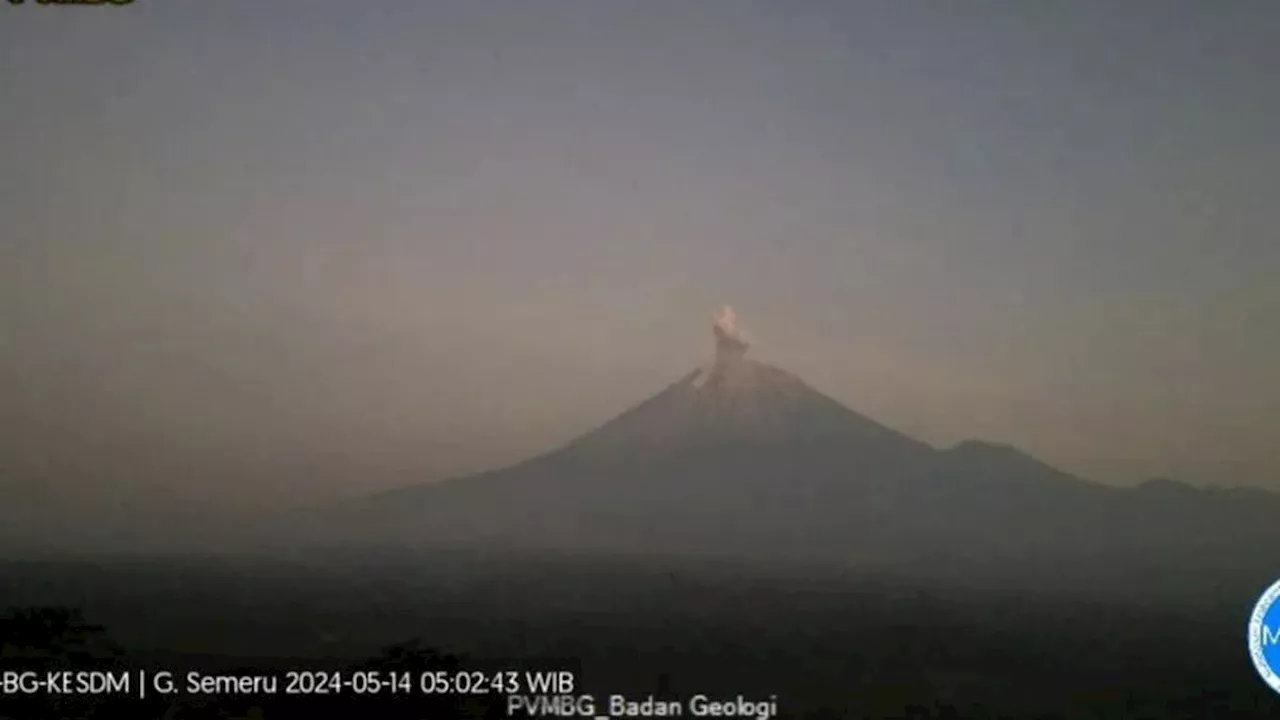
[
  {"x1": 0, "y1": 606, "x2": 129, "y2": 719},
  {"x1": 0, "y1": 606, "x2": 121, "y2": 661}
]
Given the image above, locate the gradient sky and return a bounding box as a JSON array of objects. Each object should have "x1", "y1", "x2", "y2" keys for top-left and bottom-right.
[{"x1": 2, "y1": 1, "x2": 1277, "y2": 516}]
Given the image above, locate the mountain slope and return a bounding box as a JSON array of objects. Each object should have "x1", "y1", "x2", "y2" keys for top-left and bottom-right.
[{"x1": 346, "y1": 354, "x2": 935, "y2": 559}]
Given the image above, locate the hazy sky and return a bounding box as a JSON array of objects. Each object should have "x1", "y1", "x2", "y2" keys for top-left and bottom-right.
[{"x1": 2, "y1": 1, "x2": 1277, "y2": 514}]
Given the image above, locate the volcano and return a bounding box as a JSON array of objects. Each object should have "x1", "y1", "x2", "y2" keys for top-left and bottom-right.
[
  {"x1": 312, "y1": 309, "x2": 1279, "y2": 598},
  {"x1": 326, "y1": 308, "x2": 940, "y2": 558},
  {"x1": 331, "y1": 310, "x2": 1076, "y2": 560}
]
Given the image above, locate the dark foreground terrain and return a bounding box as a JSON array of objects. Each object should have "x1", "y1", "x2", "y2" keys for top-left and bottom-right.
[{"x1": 1, "y1": 550, "x2": 1277, "y2": 719}]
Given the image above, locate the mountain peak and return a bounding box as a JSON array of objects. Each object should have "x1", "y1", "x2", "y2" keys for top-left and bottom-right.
[{"x1": 564, "y1": 309, "x2": 926, "y2": 456}]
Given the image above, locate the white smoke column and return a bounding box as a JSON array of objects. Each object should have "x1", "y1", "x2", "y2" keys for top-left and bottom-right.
[
  {"x1": 714, "y1": 306, "x2": 740, "y2": 341},
  {"x1": 713, "y1": 305, "x2": 749, "y2": 364}
]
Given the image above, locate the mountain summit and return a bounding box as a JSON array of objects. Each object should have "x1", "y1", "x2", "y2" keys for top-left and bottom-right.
[{"x1": 573, "y1": 307, "x2": 926, "y2": 457}]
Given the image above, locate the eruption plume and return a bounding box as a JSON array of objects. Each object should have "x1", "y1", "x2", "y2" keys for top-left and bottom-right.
[{"x1": 713, "y1": 305, "x2": 749, "y2": 365}]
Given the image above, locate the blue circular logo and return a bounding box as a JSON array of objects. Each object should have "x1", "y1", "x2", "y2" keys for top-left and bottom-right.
[{"x1": 1248, "y1": 579, "x2": 1280, "y2": 694}]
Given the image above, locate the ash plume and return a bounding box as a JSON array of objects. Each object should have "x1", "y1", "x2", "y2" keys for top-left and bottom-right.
[{"x1": 713, "y1": 305, "x2": 749, "y2": 364}]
